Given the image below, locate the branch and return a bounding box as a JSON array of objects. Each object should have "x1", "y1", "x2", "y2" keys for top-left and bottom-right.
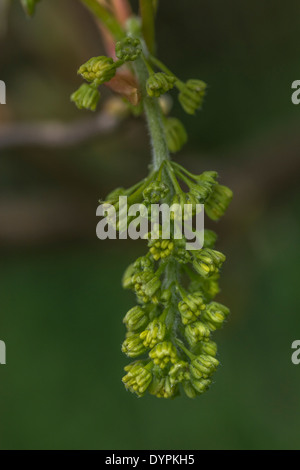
[
  {"x1": 139, "y1": 0, "x2": 155, "y2": 54},
  {"x1": 80, "y1": 0, "x2": 125, "y2": 40},
  {"x1": 0, "y1": 112, "x2": 120, "y2": 149}
]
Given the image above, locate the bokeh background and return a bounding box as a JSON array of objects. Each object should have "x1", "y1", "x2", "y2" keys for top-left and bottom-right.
[{"x1": 0, "y1": 0, "x2": 300, "y2": 450}]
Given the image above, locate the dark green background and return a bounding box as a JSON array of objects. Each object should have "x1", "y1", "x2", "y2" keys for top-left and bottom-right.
[{"x1": 0, "y1": 0, "x2": 300, "y2": 449}]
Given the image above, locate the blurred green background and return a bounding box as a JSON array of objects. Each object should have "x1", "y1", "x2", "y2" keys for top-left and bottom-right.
[{"x1": 0, "y1": 0, "x2": 300, "y2": 450}]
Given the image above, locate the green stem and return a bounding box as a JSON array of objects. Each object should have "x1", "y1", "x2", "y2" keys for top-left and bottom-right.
[
  {"x1": 149, "y1": 55, "x2": 177, "y2": 78},
  {"x1": 80, "y1": 0, "x2": 125, "y2": 40},
  {"x1": 139, "y1": 0, "x2": 156, "y2": 54},
  {"x1": 175, "y1": 339, "x2": 195, "y2": 361},
  {"x1": 134, "y1": 57, "x2": 170, "y2": 171}
]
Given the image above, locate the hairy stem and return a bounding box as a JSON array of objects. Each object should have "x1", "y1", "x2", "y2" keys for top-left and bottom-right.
[
  {"x1": 80, "y1": 0, "x2": 125, "y2": 40},
  {"x1": 134, "y1": 57, "x2": 170, "y2": 170}
]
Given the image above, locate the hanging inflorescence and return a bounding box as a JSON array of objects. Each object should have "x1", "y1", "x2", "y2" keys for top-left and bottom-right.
[{"x1": 20, "y1": 0, "x2": 233, "y2": 399}]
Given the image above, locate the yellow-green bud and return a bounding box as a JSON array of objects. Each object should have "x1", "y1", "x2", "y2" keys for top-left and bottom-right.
[
  {"x1": 190, "y1": 171, "x2": 218, "y2": 202},
  {"x1": 164, "y1": 118, "x2": 188, "y2": 153},
  {"x1": 178, "y1": 79, "x2": 207, "y2": 115},
  {"x1": 146, "y1": 73, "x2": 176, "y2": 98},
  {"x1": 202, "y1": 302, "x2": 230, "y2": 331},
  {"x1": 133, "y1": 271, "x2": 161, "y2": 304},
  {"x1": 169, "y1": 361, "x2": 190, "y2": 385},
  {"x1": 149, "y1": 240, "x2": 174, "y2": 261},
  {"x1": 140, "y1": 318, "x2": 166, "y2": 348},
  {"x1": 143, "y1": 181, "x2": 170, "y2": 203},
  {"x1": 149, "y1": 341, "x2": 178, "y2": 368},
  {"x1": 190, "y1": 354, "x2": 219, "y2": 380},
  {"x1": 78, "y1": 56, "x2": 116, "y2": 85},
  {"x1": 71, "y1": 83, "x2": 100, "y2": 112},
  {"x1": 182, "y1": 380, "x2": 198, "y2": 398},
  {"x1": 205, "y1": 184, "x2": 233, "y2": 221},
  {"x1": 122, "y1": 263, "x2": 137, "y2": 290},
  {"x1": 115, "y1": 37, "x2": 142, "y2": 62},
  {"x1": 200, "y1": 340, "x2": 218, "y2": 357},
  {"x1": 178, "y1": 292, "x2": 206, "y2": 325},
  {"x1": 150, "y1": 376, "x2": 177, "y2": 399},
  {"x1": 122, "y1": 333, "x2": 147, "y2": 358},
  {"x1": 123, "y1": 306, "x2": 149, "y2": 332},
  {"x1": 193, "y1": 248, "x2": 226, "y2": 278},
  {"x1": 185, "y1": 321, "x2": 211, "y2": 347},
  {"x1": 190, "y1": 377, "x2": 212, "y2": 394},
  {"x1": 122, "y1": 361, "x2": 153, "y2": 396}
]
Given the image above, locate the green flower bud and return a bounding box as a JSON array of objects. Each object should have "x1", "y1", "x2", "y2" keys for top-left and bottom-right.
[
  {"x1": 115, "y1": 37, "x2": 142, "y2": 62},
  {"x1": 122, "y1": 333, "x2": 147, "y2": 358},
  {"x1": 146, "y1": 73, "x2": 176, "y2": 98},
  {"x1": 182, "y1": 380, "x2": 198, "y2": 398},
  {"x1": 71, "y1": 83, "x2": 100, "y2": 112},
  {"x1": 202, "y1": 302, "x2": 230, "y2": 331},
  {"x1": 123, "y1": 306, "x2": 149, "y2": 332},
  {"x1": 133, "y1": 270, "x2": 161, "y2": 304},
  {"x1": 134, "y1": 255, "x2": 154, "y2": 271},
  {"x1": 78, "y1": 56, "x2": 116, "y2": 85},
  {"x1": 149, "y1": 240, "x2": 174, "y2": 261},
  {"x1": 190, "y1": 354, "x2": 219, "y2": 380},
  {"x1": 178, "y1": 79, "x2": 207, "y2": 115},
  {"x1": 185, "y1": 321, "x2": 211, "y2": 347},
  {"x1": 190, "y1": 378, "x2": 212, "y2": 394},
  {"x1": 122, "y1": 263, "x2": 137, "y2": 290},
  {"x1": 190, "y1": 171, "x2": 218, "y2": 202},
  {"x1": 21, "y1": 0, "x2": 41, "y2": 16},
  {"x1": 205, "y1": 184, "x2": 233, "y2": 221},
  {"x1": 122, "y1": 361, "x2": 153, "y2": 396},
  {"x1": 149, "y1": 341, "x2": 178, "y2": 368},
  {"x1": 200, "y1": 340, "x2": 218, "y2": 358},
  {"x1": 169, "y1": 361, "x2": 190, "y2": 385},
  {"x1": 172, "y1": 239, "x2": 192, "y2": 264},
  {"x1": 193, "y1": 248, "x2": 226, "y2": 278},
  {"x1": 143, "y1": 181, "x2": 170, "y2": 203},
  {"x1": 140, "y1": 318, "x2": 166, "y2": 348},
  {"x1": 164, "y1": 118, "x2": 188, "y2": 153},
  {"x1": 150, "y1": 376, "x2": 177, "y2": 399},
  {"x1": 178, "y1": 292, "x2": 206, "y2": 325}
]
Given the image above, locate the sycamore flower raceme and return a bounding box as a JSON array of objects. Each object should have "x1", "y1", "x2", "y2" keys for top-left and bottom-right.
[{"x1": 20, "y1": 0, "x2": 234, "y2": 399}]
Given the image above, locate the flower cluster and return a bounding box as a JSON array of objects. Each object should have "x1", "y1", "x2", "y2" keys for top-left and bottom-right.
[
  {"x1": 69, "y1": 30, "x2": 207, "y2": 156},
  {"x1": 120, "y1": 161, "x2": 232, "y2": 399},
  {"x1": 71, "y1": 37, "x2": 142, "y2": 112},
  {"x1": 68, "y1": 25, "x2": 233, "y2": 398},
  {"x1": 21, "y1": 0, "x2": 234, "y2": 398}
]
